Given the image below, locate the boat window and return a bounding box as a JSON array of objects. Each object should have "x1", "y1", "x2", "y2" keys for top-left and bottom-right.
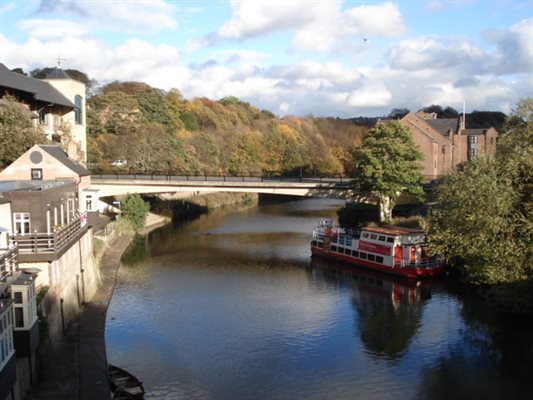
[
  {"x1": 386, "y1": 237, "x2": 394, "y2": 243},
  {"x1": 376, "y1": 256, "x2": 384, "y2": 263},
  {"x1": 370, "y1": 234, "x2": 377, "y2": 240},
  {"x1": 362, "y1": 233, "x2": 369, "y2": 238},
  {"x1": 360, "y1": 252, "x2": 367, "y2": 259},
  {"x1": 378, "y1": 235, "x2": 386, "y2": 241},
  {"x1": 352, "y1": 250, "x2": 359, "y2": 258},
  {"x1": 331, "y1": 246, "x2": 337, "y2": 252},
  {"x1": 367, "y1": 254, "x2": 376, "y2": 261}
]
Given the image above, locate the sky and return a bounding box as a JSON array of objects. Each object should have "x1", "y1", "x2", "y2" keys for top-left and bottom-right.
[{"x1": 0, "y1": 0, "x2": 532, "y2": 118}]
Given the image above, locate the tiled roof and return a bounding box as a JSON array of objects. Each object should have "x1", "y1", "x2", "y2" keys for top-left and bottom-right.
[
  {"x1": 425, "y1": 118, "x2": 460, "y2": 136},
  {"x1": 0, "y1": 63, "x2": 74, "y2": 108},
  {"x1": 38, "y1": 145, "x2": 90, "y2": 176}
]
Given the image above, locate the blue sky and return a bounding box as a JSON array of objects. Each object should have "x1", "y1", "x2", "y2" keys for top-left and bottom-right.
[{"x1": 0, "y1": 0, "x2": 531, "y2": 117}]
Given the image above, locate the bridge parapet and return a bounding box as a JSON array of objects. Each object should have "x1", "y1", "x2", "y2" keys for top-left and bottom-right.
[{"x1": 90, "y1": 174, "x2": 353, "y2": 199}]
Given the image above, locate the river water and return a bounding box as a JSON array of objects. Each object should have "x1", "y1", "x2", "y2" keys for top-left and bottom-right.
[{"x1": 105, "y1": 198, "x2": 532, "y2": 400}]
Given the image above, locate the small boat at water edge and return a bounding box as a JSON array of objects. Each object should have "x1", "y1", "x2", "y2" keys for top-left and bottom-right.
[
  {"x1": 311, "y1": 218, "x2": 445, "y2": 279},
  {"x1": 108, "y1": 364, "x2": 145, "y2": 400}
]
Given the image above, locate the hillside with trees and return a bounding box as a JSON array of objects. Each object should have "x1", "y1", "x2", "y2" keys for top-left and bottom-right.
[{"x1": 87, "y1": 82, "x2": 367, "y2": 176}]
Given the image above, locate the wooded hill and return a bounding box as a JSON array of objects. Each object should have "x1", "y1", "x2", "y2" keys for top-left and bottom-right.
[{"x1": 87, "y1": 82, "x2": 366, "y2": 176}]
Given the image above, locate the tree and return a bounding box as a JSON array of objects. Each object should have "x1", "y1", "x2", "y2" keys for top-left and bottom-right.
[
  {"x1": 387, "y1": 108, "x2": 410, "y2": 119},
  {"x1": 0, "y1": 96, "x2": 48, "y2": 167},
  {"x1": 350, "y1": 121, "x2": 424, "y2": 222},
  {"x1": 121, "y1": 193, "x2": 150, "y2": 232},
  {"x1": 424, "y1": 98, "x2": 533, "y2": 312}
]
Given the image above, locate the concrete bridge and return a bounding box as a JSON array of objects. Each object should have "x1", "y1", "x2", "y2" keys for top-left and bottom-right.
[{"x1": 90, "y1": 173, "x2": 354, "y2": 199}]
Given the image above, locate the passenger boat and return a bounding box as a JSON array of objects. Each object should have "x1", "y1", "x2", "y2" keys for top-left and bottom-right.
[
  {"x1": 311, "y1": 218, "x2": 445, "y2": 278},
  {"x1": 108, "y1": 364, "x2": 145, "y2": 400}
]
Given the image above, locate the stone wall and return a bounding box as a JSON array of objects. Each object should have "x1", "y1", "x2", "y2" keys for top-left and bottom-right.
[{"x1": 21, "y1": 229, "x2": 101, "y2": 349}]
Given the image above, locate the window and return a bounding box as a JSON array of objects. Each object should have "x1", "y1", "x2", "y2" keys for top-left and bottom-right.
[
  {"x1": 362, "y1": 233, "x2": 369, "y2": 239},
  {"x1": 13, "y1": 292, "x2": 23, "y2": 304},
  {"x1": 367, "y1": 254, "x2": 376, "y2": 262},
  {"x1": 14, "y1": 213, "x2": 30, "y2": 235},
  {"x1": 39, "y1": 110, "x2": 46, "y2": 125},
  {"x1": 331, "y1": 246, "x2": 337, "y2": 252},
  {"x1": 386, "y1": 237, "x2": 394, "y2": 243},
  {"x1": 360, "y1": 252, "x2": 367, "y2": 260},
  {"x1": 31, "y1": 168, "x2": 42, "y2": 180},
  {"x1": 370, "y1": 234, "x2": 377, "y2": 240},
  {"x1": 378, "y1": 236, "x2": 386, "y2": 242},
  {"x1": 352, "y1": 250, "x2": 359, "y2": 258},
  {"x1": 376, "y1": 256, "x2": 384, "y2": 264},
  {"x1": 74, "y1": 95, "x2": 83, "y2": 124},
  {"x1": 15, "y1": 308, "x2": 24, "y2": 328}
]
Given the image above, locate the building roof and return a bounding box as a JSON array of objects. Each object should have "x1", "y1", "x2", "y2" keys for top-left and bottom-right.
[
  {"x1": 45, "y1": 68, "x2": 71, "y2": 80},
  {"x1": 0, "y1": 63, "x2": 74, "y2": 108},
  {"x1": 425, "y1": 118, "x2": 460, "y2": 136},
  {"x1": 38, "y1": 145, "x2": 90, "y2": 176}
]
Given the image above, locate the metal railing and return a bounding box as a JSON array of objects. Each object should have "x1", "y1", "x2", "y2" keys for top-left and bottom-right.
[
  {"x1": 10, "y1": 216, "x2": 87, "y2": 257},
  {"x1": 0, "y1": 246, "x2": 18, "y2": 282},
  {"x1": 90, "y1": 171, "x2": 352, "y2": 185}
]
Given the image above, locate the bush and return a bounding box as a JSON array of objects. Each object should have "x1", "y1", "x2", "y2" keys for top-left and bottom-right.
[{"x1": 121, "y1": 193, "x2": 150, "y2": 232}]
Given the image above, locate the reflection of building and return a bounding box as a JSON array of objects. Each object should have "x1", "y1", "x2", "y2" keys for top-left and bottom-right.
[
  {"x1": 399, "y1": 112, "x2": 498, "y2": 179},
  {"x1": 0, "y1": 63, "x2": 87, "y2": 163}
]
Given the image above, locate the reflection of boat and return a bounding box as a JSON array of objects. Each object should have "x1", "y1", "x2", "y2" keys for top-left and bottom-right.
[
  {"x1": 108, "y1": 364, "x2": 145, "y2": 399},
  {"x1": 311, "y1": 257, "x2": 432, "y2": 308},
  {"x1": 311, "y1": 218, "x2": 445, "y2": 278}
]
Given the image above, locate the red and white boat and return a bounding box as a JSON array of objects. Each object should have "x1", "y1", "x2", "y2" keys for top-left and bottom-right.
[{"x1": 311, "y1": 218, "x2": 445, "y2": 279}]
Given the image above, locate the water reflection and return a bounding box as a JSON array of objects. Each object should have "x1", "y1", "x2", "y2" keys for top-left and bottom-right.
[
  {"x1": 311, "y1": 258, "x2": 430, "y2": 362},
  {"x1": 107, "y1": 198, "x2": 533, "y2": 400}
]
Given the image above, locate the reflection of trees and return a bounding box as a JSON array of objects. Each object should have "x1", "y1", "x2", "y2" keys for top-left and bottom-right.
[
  {"x1": 313, "y1": 259, "x2": 430, "y2": 362},
  {"x1": 121, "y1": 234, "x2": 150, "y2": 266},
  {"x1": 415, "y1": 282, "x2": 533, "y2": 399},
  {"x1": 353, "y1": 285, "x2": 426, "y2": 361}
]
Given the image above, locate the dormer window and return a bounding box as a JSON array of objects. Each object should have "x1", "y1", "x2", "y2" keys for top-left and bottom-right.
[{"x1": 74, "y1": 95, "x2": 82, "y2": 124}]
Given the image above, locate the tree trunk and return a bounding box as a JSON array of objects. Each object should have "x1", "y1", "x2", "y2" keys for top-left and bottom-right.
[{"x1": 378, "y1": 194, "x2": 393, "y2": 223}]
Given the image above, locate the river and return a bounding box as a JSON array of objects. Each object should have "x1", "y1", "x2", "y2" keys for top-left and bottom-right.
[{"x1": 105, "y1": 198, "x2": 532, "y2": 400}]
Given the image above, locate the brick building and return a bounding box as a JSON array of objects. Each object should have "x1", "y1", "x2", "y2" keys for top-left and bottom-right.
[{"x1": 400, "y1": 111, "x2": 498, "y2": 179}]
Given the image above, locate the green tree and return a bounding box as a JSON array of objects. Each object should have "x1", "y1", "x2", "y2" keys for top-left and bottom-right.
[
  {"x1": 0, "y1": 96, "x2": 47, "y2": 167},
  {"x1": 350, "y1": 121, "x2": 424, "y2": 222},
  {"x1": 121, "y1": 193, "x2": 150, "y2": 232},
  {"x1": 424, "y1": 98, "x2": 533, "y2": 312}
]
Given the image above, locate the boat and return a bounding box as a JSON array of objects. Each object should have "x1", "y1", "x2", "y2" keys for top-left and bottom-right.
[
  {"x1": 311, "y1": 218, "x2": 445, "y2": 278},
  {"x1": 108, "y1": 364, "x2": 145, "y2": 400}
]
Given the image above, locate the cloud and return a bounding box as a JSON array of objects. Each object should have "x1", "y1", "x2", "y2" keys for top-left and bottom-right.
[
  {"x1": 387, "y1": 36, "x2": 484, "y2": 71},
  {"x1": 18, "y1": 19, "x2": 89, "y2": 38},
  {"x1": 201, "y1": 0, "x2": 406, "y2": 53},
  {"x1": 36, "y1": 0, "x2": 177, "y2": 33},
  {"x1": 483, "y1": 17, "x2": 533, "y2": 74}
]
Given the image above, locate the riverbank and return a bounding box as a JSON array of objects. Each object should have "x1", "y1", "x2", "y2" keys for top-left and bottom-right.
[{"x1": 26, "y1": 212, "x2": 167, "y2": 400}]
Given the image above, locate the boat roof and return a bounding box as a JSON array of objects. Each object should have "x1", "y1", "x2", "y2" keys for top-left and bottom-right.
[{"x1": 362, "y1": 225, "x2": 424, "y2": 236}]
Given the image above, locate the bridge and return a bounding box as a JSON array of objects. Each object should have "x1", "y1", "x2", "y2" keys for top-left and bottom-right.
[{"x1": 90, "y1": 173, "x2": 354, "y2": 199}]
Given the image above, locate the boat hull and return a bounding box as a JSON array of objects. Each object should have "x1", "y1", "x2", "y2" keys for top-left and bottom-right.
[{"x1": 311, "y1": 245, "x2": 445, "y2": 279}]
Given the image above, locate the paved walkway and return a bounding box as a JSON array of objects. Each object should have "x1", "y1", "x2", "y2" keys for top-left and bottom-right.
[{"x1": 77, "y1": 234, "x2": 132, "y2": 399}]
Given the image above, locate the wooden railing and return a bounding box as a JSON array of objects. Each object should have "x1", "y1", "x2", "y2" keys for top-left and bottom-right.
[
  {"x1": 0, "y1": 246, "x2": 18, "y2": 282},
  {"x1": 10, "y1": 216, "x2": 87, "y2": 261}
]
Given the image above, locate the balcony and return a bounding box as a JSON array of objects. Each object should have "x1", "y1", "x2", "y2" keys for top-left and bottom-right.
[
  {"x1": 10, "y1": 216, "x2": 88, "y2": 263},
  {"x1": 0, "y1": 246, "x2": 18, "y2": 283}
]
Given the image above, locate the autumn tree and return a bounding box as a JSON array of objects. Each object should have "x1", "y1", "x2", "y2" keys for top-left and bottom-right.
[
  {"x1": 350, "y1": 121, "x2": 424, "y2": 222},
  {"x1": 0, "y1": 96, "x2": 48, "y2": 167}
]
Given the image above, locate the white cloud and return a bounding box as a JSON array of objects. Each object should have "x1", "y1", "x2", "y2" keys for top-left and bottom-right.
[
  {"x1": 36, "y1": 0, "x2": 177, "y2": 33},
  {"x1": 18, "y1": 19, "x2": 89, "y2": 38},
  {"x1": 387, "y1": 36, "x2": 484, "y2": 71},
  {"x1": 347, "y1": 82, "x2": 392, "y2": 107},
  {"x1": 483, "y1": 17, "x2": 533, "y2": 74},
  {"x1": 206, "y1": 0, "x2": 406, "y2": 53}
]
